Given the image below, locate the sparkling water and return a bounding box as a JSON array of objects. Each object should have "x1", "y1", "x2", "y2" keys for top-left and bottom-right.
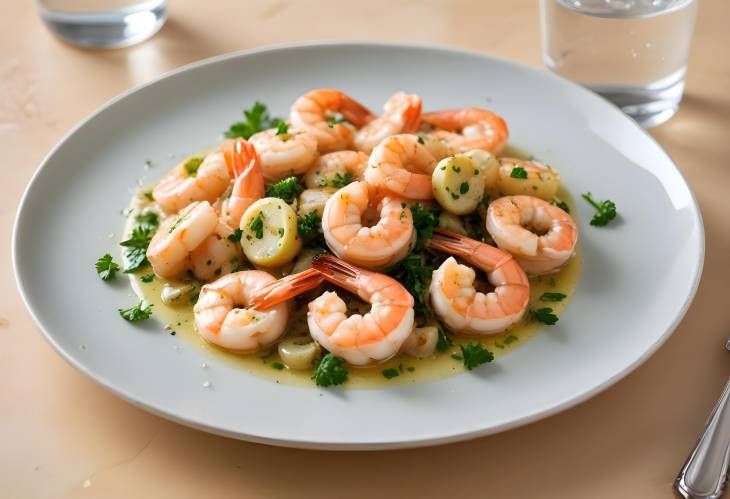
[
  {"x1": 39, "y1": 0, "x2": 166, "y2": 49},
  {"x1": 540, "y1": 0, "x2": 698, "y2": 127}
]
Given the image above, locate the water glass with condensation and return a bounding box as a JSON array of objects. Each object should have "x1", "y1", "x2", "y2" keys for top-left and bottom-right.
[
  {"x1": 38, "y1": 0, "x2": 166, "y2": 49},
  {"x1": 540, "y1": 0, "x2": 698, "y2": 128}
]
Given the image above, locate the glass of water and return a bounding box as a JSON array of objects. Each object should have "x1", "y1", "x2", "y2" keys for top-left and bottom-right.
[
  {"x1": 540, "y1": 0, "x2": 698, "y2": 127},
  {"x1": 38, "y1": 0, "x2": 166, "y2": 49}
]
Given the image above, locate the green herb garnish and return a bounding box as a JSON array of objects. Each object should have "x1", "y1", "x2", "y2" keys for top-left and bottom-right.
[
  {"x1": 417, "y1": 136, "x2": 425, "y2": 145},
  {"x1": 297, "y1": 211, "x2": 320, "y2": 237},
  {"x1": 272, "y1": 362, "x2": 285, "y2": 370},
  {"x1": 312, "y1": 353, "x2": 348, "y2": 387},
  {"x1": 582, "y1": 192, "x2": 617, "y2": 226},
  {"x1": 540, "y1": 292, "x2": 566, "y2": 302},
  {"x1": 459, "y1": 182, "x2": 470, "y2": 194},
  {"x1": 118, "y1": 301, "x2": 153, "y2": 322},
  {"x1": 275, "y1": 121, "x2": 290, "y2": 135},
  {"x1": 329, "y1": 171, "x2": 354, "y2": 188},
  {"x1": 142, "y1": 191, "x2": 154, "y2": 201},
  {"x1": 135, "y1": 211, "x2": 159, "y2": 231},
  {"x1": 265, "y1": 176, "x2": 302, "y2": 203},
  {"x1": 327, "y1": 113, "x2": 348, "y2": 128},
  {"x1": 140, "y1": 274, "x2": 155, "y2": 283},
  {"x1": 183, "y1": 157, "x2": 203, "y2": 177},
  {"x1": 95, "y1": 254, "x2": 120, "y2": 281},
  {"x1": 510, "y1": 166, "x2": 528, "y2": 179},
  {"x1": 436, "y1": 326, "x2": 452, "y2": 352},
  {"x1": 225, "y1": 101, "x2": 283, "y2": 139},
  {"x1": 410, "y1": 203, "x2": 440, "y2": 251},
  {"x1": 120, "y1": 226, "x2": 155, "y2": 273},
  {"x1": 550, "y1": 198, "x2": 570, "y2": 213},
  {"x1": 382, "y1": 368, "x2": 399, "y2": 379},
  {"x1": 459, "y1": 342, "x2": 494, "y2": 370},
  {"x1": 389, "y1": 255, "x2": 433, "y2": 315},
  {"x1": 227, "y1": 228, "x2": 243, "y2": 243},
  {"x1": 503, "y1": 334, "x2": 518, "y2": 345},
  {"x1": 533, "y1": 307, "x2": 559, "y2": 325},
  {"x1": 247, "y1": 213, "x2": 265, "y2": 239}
]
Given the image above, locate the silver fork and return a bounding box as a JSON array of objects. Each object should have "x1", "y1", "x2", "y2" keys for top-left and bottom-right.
[{"x1": 674, "y1": 339, "x2": 730, "y2": 498}]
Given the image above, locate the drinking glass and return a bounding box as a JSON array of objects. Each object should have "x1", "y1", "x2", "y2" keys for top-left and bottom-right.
[
  {"x1": 38, "y1": 0, "x2": 166, "y2": 49},
  {"x1": 540, "y1": 0, "x2": 698, "y2": 127}
]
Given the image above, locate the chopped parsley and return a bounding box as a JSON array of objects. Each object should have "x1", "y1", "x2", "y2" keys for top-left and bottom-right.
[
  {"x1": 277, "y1": 227, "x2": 285, "y2": 237},
  {"x1": 436, "y1": 326, "x2": 452, "y2": 352},
  {"x1": 533, "y1": 307, "x2": 559, "y2": 325},
  {"x1": 540, "y1": 292, "x2": 566, "y2": 302},
  {"x1": 275, "y1": 121, "x2": 290, "y2": 135},
  {"x1": 224, "y1": 101, "x2": 283, "y2": 139},
  {"x1": 297, "y1": 211, "x2": 320, "y2": 237},
  {"x1": 183, "y1": 157, "x2": 203, "y2": 177},
  {"x1": 312, "y1": 354, "x2": 348, "y2": 387},
  {"x1": 118, "y1": 301, "x2": 153, "y2": 322},
  {"x1": 410, "y1": 203, "x2": 440, "y2": 250},
  {"x1": 388, "y1": 255, "x2": 433, "y2": 315},
  {"x1": 227, "y1": 228, "x2": 243, "y2": 243},
  {"x1": 450, "y1": 192, "x2": 460, "y2": 200},
  {"x1": 582, "y1": 192, "x2": 617, "y2": 226},
  {"x1": 510, "y1": 165, "x2": 528, "y2": 179},
  {"x1": 142, "y1": 191, "x2": 154, "y2": 201},
  {"x1": 382, "y1": 368, "x2": 399, "y2": 379},
  {"x1": 135, "y1": 211, "x2": 159, "y2": 231},
  {"x1": 271, "y1": 362, "x2": 286, "y2": 370},
  {"x1": 247, "y1": 213, "x2": 265, "y2": 239},
  {"x1": 140, "y1": 274, "x2": 155, "y2": 283},
  {"x1": 327, "y1": 113, "x2": 348, "y2": 128},
  {"x1": 459, "y1": 342, "x2": 494, "y2": 370},
  {"x1": 459, "y1": 182, "x2": 470, "y2": 194},
  {"x1": 503, "y1": 334, "x2": 518, "y2": 345},
  {"x1": 329, "y1": 171, "x2": 354, "y2": 188},
  {"x1": 417, "y1": 136, "x2": 425, "y2": 145},
  {"x1": 265, "y1": 176, "x2": 302, "y2": 203},
  {"x1": 95, "y1": 254, "x2": 120, "y2": 281},
  {"x1": 550, "y1": 198, "x2": 570, "y2": 213}
]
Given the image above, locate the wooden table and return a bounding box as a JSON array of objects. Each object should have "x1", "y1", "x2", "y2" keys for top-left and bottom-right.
[{"x1": 2, "y1": 1, "x2": 729, "y2": 497}]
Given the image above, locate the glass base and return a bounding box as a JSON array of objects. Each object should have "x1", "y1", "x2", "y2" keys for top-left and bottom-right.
[
  {"x1": 39, "y1": 0, "x2": 166, "y2": 49},
  {"x1": 586, "y1": 69, "x2": 686, "y2": 128}
]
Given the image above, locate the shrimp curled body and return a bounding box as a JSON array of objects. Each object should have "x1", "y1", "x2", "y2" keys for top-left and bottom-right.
[
  {"x1": 422, "y1": 108, "x2": 509, "y2": 155},
  {"x1": 427, "y1": 229, "x2": 530, "y2": 335},
  {"x1": 194, "y1": 271, "x2": 289, "y2": 352},
  {"x1": 486, "y1": 195, "x2": 578, "y2": 276},
  {"x1": 353, "y1": 92, "x2": 422, "y2": 154},
  {"x1": 322, "y1": 181, "x2": 414, "y2": 270},
  {"x1": 249, "y1": 128, "x2": 319, "y2": 182},
  {"x1": 364, "y1": 134, "x2": 438, "y2": 200}
]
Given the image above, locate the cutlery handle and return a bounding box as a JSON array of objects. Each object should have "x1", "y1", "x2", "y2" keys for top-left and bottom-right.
[{"x1": 675, "y1": 377, "x2": 730, "y2": 498}]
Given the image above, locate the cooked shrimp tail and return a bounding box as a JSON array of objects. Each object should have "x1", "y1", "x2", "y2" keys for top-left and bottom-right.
[
  {"x1": 311, "y1": 254, "x2": 360, "y2": 294},
  {"x1": 248, "y1": 268, "x2": 325, "y2": 310},
  {"x1": 428, "y1": 228, "x2": 514, "y2": 272},
  {"x1": 220, "y1": 138, "x2": 265, "y2": 229}
]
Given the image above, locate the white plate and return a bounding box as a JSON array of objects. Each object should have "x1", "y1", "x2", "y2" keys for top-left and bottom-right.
[{"x1": 13, "y1": 43, "x2": 704, "y2": 450}]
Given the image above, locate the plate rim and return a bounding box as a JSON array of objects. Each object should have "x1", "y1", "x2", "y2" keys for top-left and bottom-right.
[{"x1": 12, "y1": 41, "x2": 705, "y2": 449}]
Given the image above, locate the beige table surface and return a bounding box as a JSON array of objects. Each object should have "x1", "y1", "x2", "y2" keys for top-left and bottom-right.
[{"x1": 2, "y1": 1, "x2": 730, "y2": 497}]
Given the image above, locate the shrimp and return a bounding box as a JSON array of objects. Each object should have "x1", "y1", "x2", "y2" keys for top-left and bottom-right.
[
  {"x1": 364, "y1": 134, "x2": 438, "y2": 200},
  {"x1": 146, "y1": 201, "x2": 218, "y2": 278},
  {"x1": 153, "y1": 148, "x2": 232, "y2": 215},
  {"x1": 422, "y1": 108, "x2": 509, "y2": 155},
  {"x1": 289, "y1": 89, "x2": 375, "y2": 153},
  {"x1": 321, "y1": 181, "x2": 414, "y2": 270},
  {"x1": 486, "y1": 195, "x2": 578, "y2": 276},
  {"x1": 194, "y1": 270, "x2": 291, "y2": 352},
  {"x1": 190, "y1": 222, "x2": 245, "y2": 282},
  {"x1": 303, "y1": 150, "x2": 368, "y2": 189},
  {"x1": 248, "y1": 128, "x2": 319, "y2": 182},
  {"x1": 313, "y1": 256, "x2": 415, "y2": 366},
  {"x1": 353, "y1": 92, "x2": 422, "y2": 154},
  {"x1": 248, "y1": 268, "x2": 326, "y2": 310},
  {"x1": 219, "y1": 139, "x2": 265, "y2": 229},
  {"x1": 427, "y1": 229, "x2": 529, "y2": 335}
]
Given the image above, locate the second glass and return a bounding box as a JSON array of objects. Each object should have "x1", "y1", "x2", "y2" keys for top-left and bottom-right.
[{"x1": 540, "y1": 0, "x2": 698, "y2": 128}]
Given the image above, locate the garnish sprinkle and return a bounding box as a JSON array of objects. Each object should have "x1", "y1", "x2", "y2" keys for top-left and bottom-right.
[
  {"x1": 95, "y1": 254, "x2": 120, "y2": 281},
  {"x1": 329, "y1": 171, "x2": 354, "y2": 188},
  {"x1": 327, "y1": 113, "x2": 348, "y2": 128},
  {"x1": 459, "y1": 182, "x2": 470, "y2": 194},
  {"x1": 265, "y1": 176, "x2": 302, "y2": 203},
  {"x1": 141, "y1": 274, "x2": 155, "y2": 283},
  {"x1": 460, "y1": 342, "x2": 494, "y2": 370},
  {"x1": 510, "y1": 166, "x2": 528, "y2": 179},
  {"x1": 436, "y1": 326, "x2": 452, "y2": 352},
  {"x1": 540, "y1": 292, "x2": 566, "y2": 302},
  {"x1": 118, "y1": 301, "x2": 153, "y2": 322},
  {"x1": 275, "y1": 121, "x2": 290, "y2": 135},
  {"x1": 312, "y1": 354, "x2": 348, "y2": 387},
  {"x1": 550, "y1": 198, "x2": 570, "y2": 213},
  {"x1": 297, "y1": 212, "x2": 320, "y2": 237},
  {"x1": 582, "y1": 192, "x2": 617, "y2": 226},
  {"x1": 247, "y1": 213, "x2": 265, "y2": 239},
  {"x1": 183, "y1": 157, "x2": 203, "y2": 177},
  {"x1": 410, "y1": 203, "x2": 440, "y2": 251},
  {"x1": 533, "y1": 307, "x2": 559, "y2": 325},
  {"x1": 382, "y1": 368, "x2": 399, "y2": 379},
  {"x1": 227, "y1": 228, "x2": 243, "y2": 243},
  {"x1": 225, "y1": 101, "x2": 283, "y2": 139}
]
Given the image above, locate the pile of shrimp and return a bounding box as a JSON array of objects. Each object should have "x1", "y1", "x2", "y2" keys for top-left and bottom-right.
[{"x1": 134, "y1": 88, "x2": 579, "y2": 371}]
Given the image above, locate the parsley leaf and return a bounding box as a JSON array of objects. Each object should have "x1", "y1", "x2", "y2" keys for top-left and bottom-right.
[
  {"x1": 95, "y1": 254, "x2": 120, "y2": 281},
  {"x1": 410, "y1": 203, "x2": 440, "y2": 251},
  {"x1": 327, "y1": 113, "x2": 348, "y2": 128},
  {"x1": 140, "y1": 274, "x2": 155, "y2": 283},
  {"x1": 118, "y1": 301, "x2": 153, "y2": 322},
  {"x1": 382, "y1": 368, "x2": 399, "y2": 379},
  {"x1": 503, "y1": 334, "x2": 518, "y2": 345},
  {"x1": 436, "y1": 326, "x2": 452, "y2": 352},
  {"x1": 275, "y1": 121, "x2": 290, "y2": 135},
  {"x1": 533, "y1": 307, "x2": 559, "y2": 325},
  {"x1": 417, "y1": 136, "x2": 425, "y2": 145},
  {"x1": 329, "y1": 171, "x2": 354, "y2": 188},
  {"x1": 582, "y1": 192, "x2": 617, "y2": 226},
  {"x1": 120, "y1": 226, "x2": 155, "y2": 273},
  {"x1": 459, "y1": 182, "x2": 470, "y2": 194},
  {"x1": 297, "y1": 211, "x2": 320, "y2": 238},
  {"x1": 388, "y1": 255, "x2": 433, "y2": 315},
  {"x1": 460, "y1": 342, "x2": 494, "y2": 370},
  {"x1": 134, "y1": 211, "x2": 159, "y2": 231},
  {"x1": 224, "y1": 101, "x2": 283, "y2": 139},
  {"x1": 271, "y1": 362, "x2": 285, "y2": 370},
  {"x1": 183, "y1": 157, "x2": 203, "y2": 177},
  {"x1": 265, "y1": 176, "x2": 302, "y2": 203},
  {"x1": 550, "y1": 198, "x2": 570, "y2": 213},
  {"x1": 510, "y1": 166, "x2": 528, "y2": 179},
  {"x1": 540, "y1": 292, "x2": 566, "y2": 302},
  {"x1": 227, "y1": 228, "x2": 243, "y2": 243},
  {"x1": 312, "y1": 353, "x2": 348, "y2": 387},
  {"x1": 247, "y1": 213, "x2": 265, "y2": 239}
]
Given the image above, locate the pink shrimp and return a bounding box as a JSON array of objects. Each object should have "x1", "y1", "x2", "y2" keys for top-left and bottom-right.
[
  {"x1": 364, "y1": 134, "x2": 438, "y2": 200},
  {"x1": 219, "y1": 139, "x2": 265, "y2": 230},
  {"x1": 422, "y1": 107, "x2": 509, "y2": 155},
  {"x1": 353, "y1": 92, "x2": 422, "y2": 154}
]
